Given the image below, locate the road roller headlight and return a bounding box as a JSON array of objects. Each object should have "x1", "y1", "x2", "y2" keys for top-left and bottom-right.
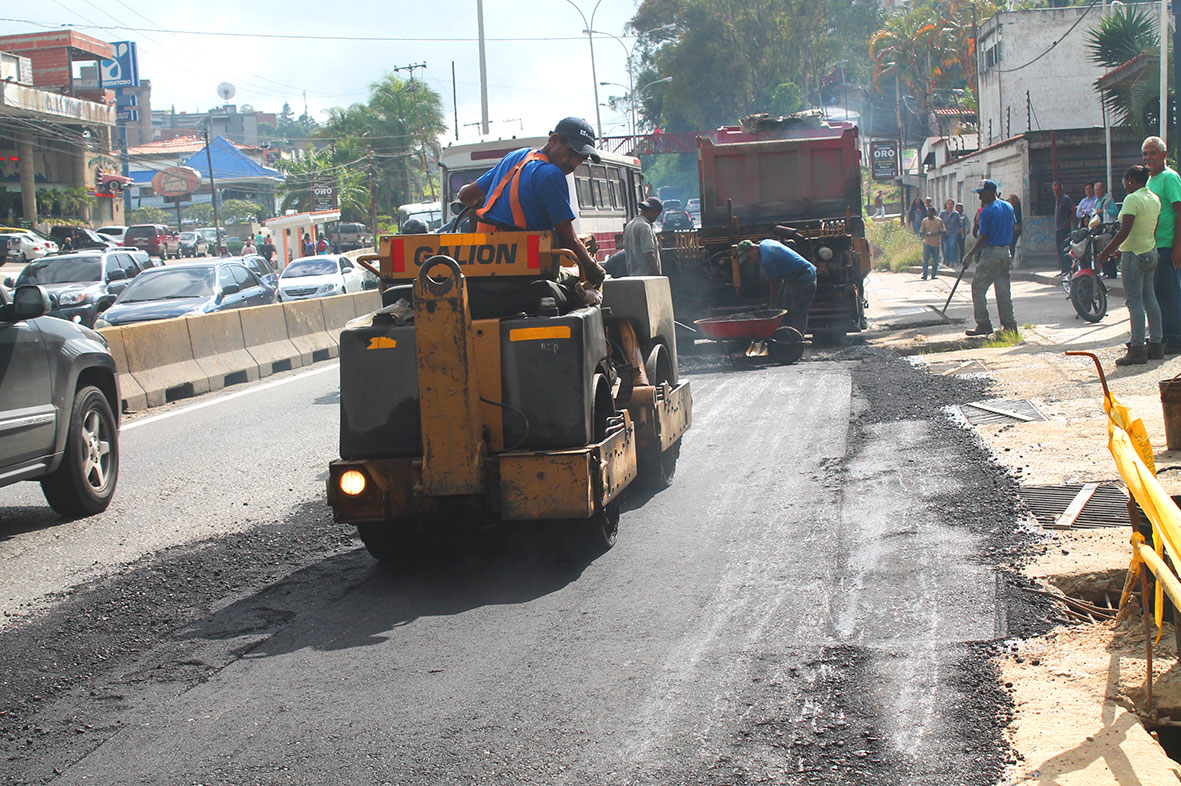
[
  {"x1": 817, "y1": 246, "x2": 834, "y2": 261},
  {"x1": 339, "y1": 470, "x2": 367, "y2": 496}
]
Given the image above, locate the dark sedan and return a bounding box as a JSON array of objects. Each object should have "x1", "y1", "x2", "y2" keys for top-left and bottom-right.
[{"x1": 96, "y1": 260, "x2": 276, "y2": 327}]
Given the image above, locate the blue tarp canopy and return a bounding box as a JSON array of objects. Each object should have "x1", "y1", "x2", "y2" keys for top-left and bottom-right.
[{"x1": 183, "y1": 135, "x2": 282, "y2": 181}]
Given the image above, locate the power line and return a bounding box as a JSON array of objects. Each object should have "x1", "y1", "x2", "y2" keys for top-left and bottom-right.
[
  {"x1": 0, "y1": 16, "x2": 603, "y2": 42},
  {"x1": 997, "y1": 0, "x2": 1102, "y2": 74}
]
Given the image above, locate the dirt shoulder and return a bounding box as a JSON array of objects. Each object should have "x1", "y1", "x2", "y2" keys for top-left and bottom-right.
[{"x1": 864, "y1": 267, "x2": 1181, "y2": 784}]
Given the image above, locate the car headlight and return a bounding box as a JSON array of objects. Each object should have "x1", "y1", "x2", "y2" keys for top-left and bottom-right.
[
  {"x1": 318, "y1": 283, "x2": 338, "y2": 294},
  {"x1": 58, "y1": 292, "x2": 89, "y2": 305},
  {"x1": 94, "y1": 317, "x2": 112, "y2": 329}
]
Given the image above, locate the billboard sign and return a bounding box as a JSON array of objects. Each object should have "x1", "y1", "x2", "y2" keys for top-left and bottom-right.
[
  {"x1": 116, "y1": 108, "x2": 139, "y2": 123},
  {"x1": 313, "y1": 182, "x2": 337, "y2": 212},
  {"x1": 151, "y1": 166, "x2": 203, "y2": 197},
  {"x1": 870, "y1": 141, "x2": 898, "y2": 181},
  {"x1": 100, "y1": 41, "x2": 139, "y2": 88}
]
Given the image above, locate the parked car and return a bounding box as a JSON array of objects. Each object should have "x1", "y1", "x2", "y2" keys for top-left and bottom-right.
[
  {"x1": 95, "y1": 225, "x2": 128, "y2": 244},
  {"x1": 0, "y1": 230, "x2": 58, "y2": 263},
  {"x1": 0, "y1": 284, "x2": 120, "y2": 517},
  {"x1": 48, "y1": 226, "x2": 118, "y2": 252},
  {"x1": 277, "y1": 254, "x2": 371, "y2": 301},
  {"x1": 124, "y1": 224, "x2": 180, "y2": 260},
  {"x1": 337, "y1": 222, "x2": 373, "y2": 251},
  {"x1": 196, "y1": 227, "x2": 221, "y2": 247},
  {"x1": 96, "y1": 260, "x2": 277, "y2": 327},
  {"x1": 4, "y1": 250, "x2": 145, "y2": 327},
  {"x1": 179, "y1": 231, "x2": 209, "y2": 258},
  {"x1": 114, "y1": 246, "x2": 157, "y2": 270}
]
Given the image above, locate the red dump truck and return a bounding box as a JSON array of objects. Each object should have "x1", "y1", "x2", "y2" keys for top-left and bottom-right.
[{"x1": 663, "y1": 121, "x2": 870, "y2": 342}]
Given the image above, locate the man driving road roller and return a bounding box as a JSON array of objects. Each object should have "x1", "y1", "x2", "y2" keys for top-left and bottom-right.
[{"x1": 456, "y1": 117, "x2": 607, "y2": 314}]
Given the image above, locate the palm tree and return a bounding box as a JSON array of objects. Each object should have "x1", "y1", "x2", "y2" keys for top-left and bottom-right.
[
  {"x1": 870, "y1": 8, "x2": 953, "y2": 128},
  {"x1": 277, "y1": 144, "x2": 368, "y2": 219},
  {"x1": 1085, "y1": 5, "x2": 1163, "y2": 135}
]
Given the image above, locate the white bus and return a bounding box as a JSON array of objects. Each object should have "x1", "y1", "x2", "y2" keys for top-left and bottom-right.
[{"x1": 439, "y1": 137, "x2": 646, "y2": 259}]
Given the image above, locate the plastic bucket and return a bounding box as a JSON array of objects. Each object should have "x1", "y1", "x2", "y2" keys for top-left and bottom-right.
[{"x1": 1160, "y1": 374, "x2": 1181, "y2": 450}]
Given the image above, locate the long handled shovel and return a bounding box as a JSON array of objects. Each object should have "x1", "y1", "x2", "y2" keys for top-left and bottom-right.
[{"x1": 941, "y1": 262, "x2": 969, "y2": 315}]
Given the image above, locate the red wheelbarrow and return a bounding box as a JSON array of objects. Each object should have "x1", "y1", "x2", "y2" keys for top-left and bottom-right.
[{"x1": 693, "y1": 309, "x2": 805, "y2": 365}]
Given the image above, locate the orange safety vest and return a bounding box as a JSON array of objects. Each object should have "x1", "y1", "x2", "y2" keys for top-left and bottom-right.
[{"x1": 476, "y1": 149, "x2": 552, "y2": 233}]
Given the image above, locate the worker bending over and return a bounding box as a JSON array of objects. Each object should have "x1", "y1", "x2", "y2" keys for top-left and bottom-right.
[
  {"x1": 739, "y1": 238, "x2": 818, "y2": 336},
  {"x1": 458, "y1": 116, "x2": 607, "y2": 298}
]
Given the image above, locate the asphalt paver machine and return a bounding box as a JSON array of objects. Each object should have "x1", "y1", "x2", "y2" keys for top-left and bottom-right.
[{"x1": 326, "y1": 230, "x2": 692, "y2": 562}]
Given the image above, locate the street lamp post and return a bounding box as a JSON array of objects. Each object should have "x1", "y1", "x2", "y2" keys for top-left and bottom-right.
[
  {"x1": 563, "y1": 0, "x2": 605, "y2": 137},
  {"x1": 585, "y1": 24, "x2": 676, "y2": 138},
  {"x1": 601, "y1": 77, "x2": 672, "y2": 139}
]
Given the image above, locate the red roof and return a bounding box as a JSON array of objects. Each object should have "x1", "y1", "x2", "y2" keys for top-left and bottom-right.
[{"x1": 127, "y1": 135, "x2": 260, "y2": 156}]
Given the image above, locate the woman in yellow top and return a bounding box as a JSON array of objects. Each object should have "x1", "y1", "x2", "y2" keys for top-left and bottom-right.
[{"x1": 1098, "y1": 165, "x2": 1162, "y2": 366}]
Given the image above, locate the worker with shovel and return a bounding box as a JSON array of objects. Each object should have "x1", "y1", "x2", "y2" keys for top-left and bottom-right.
[{"x1": 738, "y1": 238, "x2": 817, "y2": 336}]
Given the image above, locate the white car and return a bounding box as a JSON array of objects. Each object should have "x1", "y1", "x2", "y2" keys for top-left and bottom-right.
[
  {"x1": 1, "y1": 230, "x2": 58, "y2": 264},
  {"x1": 96, "y1": 225, "x2": 128, "y2": 244},
  {"x1": 278, "y1": 255, "x2": 370, "y2": 301}
]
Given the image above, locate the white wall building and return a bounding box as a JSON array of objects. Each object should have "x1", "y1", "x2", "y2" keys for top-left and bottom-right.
[{"x1": 976, "y1": 5, "x2": 1125, "y2": 146}]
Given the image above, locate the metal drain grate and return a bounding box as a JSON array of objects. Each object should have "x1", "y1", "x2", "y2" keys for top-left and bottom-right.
[
  {"x1": 924, "y1": 359, "x2": 988, "y2": 376},
  {"x1": 1020, "y1": 483, "x2": 1129, "y2": 529},
  {"x1": 959, "y1": 398, "x2": 1046, "y2": 425}
]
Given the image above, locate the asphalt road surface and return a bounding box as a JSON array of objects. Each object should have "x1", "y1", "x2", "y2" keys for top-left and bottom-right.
[{"x1": 0, "y1": 347, "x2": 1048, "y2": 785}]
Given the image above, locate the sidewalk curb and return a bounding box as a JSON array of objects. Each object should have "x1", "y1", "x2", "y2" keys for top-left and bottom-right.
[{"x1": 904, "y1": 265, "x2": 1125, "y2": 298}]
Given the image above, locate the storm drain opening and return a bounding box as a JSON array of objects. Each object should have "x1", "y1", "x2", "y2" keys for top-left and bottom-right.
[
  {"x1": 959, "y1": 398, "x2": 1046, "y2": 425},
  {"x1": 1020, "y1": 483, "x2": 1130, "y2": 529}
]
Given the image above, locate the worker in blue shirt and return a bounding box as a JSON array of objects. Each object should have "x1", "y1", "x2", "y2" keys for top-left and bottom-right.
[
  {"x1": 962, "y1": 179, "x2": 1018, "y2": 336},
  {"x1": 738, "y1": 238, "x2": 817, "y2": 336},
  {"x1": 458, "y1": 116, "x2": 605, "y2": 287}
]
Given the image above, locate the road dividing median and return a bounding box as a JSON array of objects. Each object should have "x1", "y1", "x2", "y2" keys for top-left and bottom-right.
[
  {"x1": 283, "y1": 298, "x2": 338, "y2": 364},
  {"x1": 321, "y1": 293, "x2": 358, "y2": 343},
  {"x1": 350, "y1": 290, "x2": 381, "y2": 317},
  {"x1": 119, "y1": 317, "x2": 210, "y2": 407},
  {"x1": 97, "y1": 326, "x2": 148, "y2": 412},
  {"x1": 239, "y1": 302, "x2": 303, "y2": 377},
  {"x1": 185, "y1": 310, "x2": 261, "y2": 392}
]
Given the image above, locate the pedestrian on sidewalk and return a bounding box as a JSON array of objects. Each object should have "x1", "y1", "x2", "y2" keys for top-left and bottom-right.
[
  {"x1": 920, "y1": 207, "x2": 945, "y2": 279},
  {"x1": 955, "y1": 203, "x2": 967, "y2": 260},
  {"x1": 1142, "y1": 135, "x2": 1181, "y2": 353},
  {"x1": 940, "y1": 198, "x2": 963, "y2": 268},
  {"x1": 873, "y1": 191, "x2": 885, "y2": 219},
  {"x1": 1075, "y1": 183, "x2": 1096, "y2": 224},
  {"x1": 1054, "y1": 181, "x2": 1074, "y2": 275},
  {"x1": 1094, "y1": 180, "x2": 1120, "y2": 278},
  {"x1": 963, "y1": 179, "x2": 1018, "y2": 337},
  {"x1": 1097, "y1": 165, "x2": 1162, "y2": 366},
  {"x1": 907, "y1": 197, "x2": 925, "y2": 235}
]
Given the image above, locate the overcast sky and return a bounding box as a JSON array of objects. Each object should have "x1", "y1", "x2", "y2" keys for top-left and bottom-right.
[{"x1": 3, "y1": 0, "x2": 645, "y2": 143}]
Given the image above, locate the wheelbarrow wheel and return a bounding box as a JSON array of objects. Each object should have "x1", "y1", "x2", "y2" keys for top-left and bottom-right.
[{"x1": 768, "y1": 326, "x2": 805, "y2": 364}]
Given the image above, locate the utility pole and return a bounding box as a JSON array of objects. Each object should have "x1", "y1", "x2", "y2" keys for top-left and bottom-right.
[
  {"x1": 1162, "y1": 0, "x2": 1169, "y2": 141},
  {"x1": 203, "y1": 126, "x2": 222, "y2": 250},
  {"x1": 452, "y1": 60, "x2": 459, "y2": 140},
  {"x1": 368, "y1": 145, "x2": 377, "y2": 240},
  {"x1": 896, "y1": 67, "x2": 904, "y2": 227},
  {"x1": 392, "y1": 62, "x2": 428, "y2": 200},
  {"x1": 477, "y1": 0, "x2": 490, "y2": 135},
  {"x1": 1175, "y1": 0, "x2": 1180, "y2": 154}
]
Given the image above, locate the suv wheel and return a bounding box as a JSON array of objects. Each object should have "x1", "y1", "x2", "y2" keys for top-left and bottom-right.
[{"x1": 40, "y1": 385, "x2": 119, "y2": 517}]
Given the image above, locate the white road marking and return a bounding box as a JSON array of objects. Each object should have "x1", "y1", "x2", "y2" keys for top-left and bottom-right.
[{"x1": 122, "y1": 363, "x2": 339, "y2": 431}]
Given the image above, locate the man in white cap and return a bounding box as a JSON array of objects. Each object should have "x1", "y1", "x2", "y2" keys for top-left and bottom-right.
[
  {"x1": 623, "y1": 197, "x2": 663, "y2": 276},
  {"x1": 962, "y1": 179, "x2": 1018, "y2": 336}
]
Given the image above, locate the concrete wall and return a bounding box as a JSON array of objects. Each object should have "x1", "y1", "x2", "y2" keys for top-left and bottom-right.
[{"x1": 977, "y1": 6, "x2": 1117, "y2": 145}]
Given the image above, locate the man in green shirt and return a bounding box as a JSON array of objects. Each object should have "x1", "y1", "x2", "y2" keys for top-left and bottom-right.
[{"x1": 1143, "y1": 135, "x2": 1181, "y2": 352}]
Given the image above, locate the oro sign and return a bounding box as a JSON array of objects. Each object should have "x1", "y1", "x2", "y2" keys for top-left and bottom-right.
[
  {"x1": 313, "y1": 182, "x2": 337, "y2": 212},
  {"x1": 870, "y1": 142, "x2": 898, "y2": 181}
]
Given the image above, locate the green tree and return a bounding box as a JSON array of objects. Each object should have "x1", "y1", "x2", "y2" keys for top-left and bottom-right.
[
  {"x1": 768, "y1": 83, "x2": 804, "y2": 116},
  {"x1": 1085, "y1": 4, "x2": 1164, "y2": 136},
  {"x1": 277, "y1": 144, "x2": 368, "y2": 219},
  {"x1": 184, "y1": 203, "x2": 216, "y2": 226},
  {"x1": 219, "y1": 199, "x2": 265, "y2": 224},
  {"x1": 130, "y1": 206, "x2": 169, "y2": 224}
]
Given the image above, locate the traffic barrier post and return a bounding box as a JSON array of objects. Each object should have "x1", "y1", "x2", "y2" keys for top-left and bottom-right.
[{"x1": 320, "y1": 293, "x2": 357, "y2": 344}]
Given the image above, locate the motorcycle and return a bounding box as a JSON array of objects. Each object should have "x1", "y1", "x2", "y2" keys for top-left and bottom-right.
[{"x1": 1062, "y1": 214, "x2": 1113, "y2": 323}]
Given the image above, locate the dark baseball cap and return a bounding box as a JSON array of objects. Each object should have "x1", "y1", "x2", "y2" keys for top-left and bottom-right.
[
  {"x1": 553, "y1": 117, "x2": 602, "y2": 163},
  {"x1": 640, "y1": 197, "x2": 663, "y2": 212},
  {"x1": 972, "y1": 178, "x2": 1000, "y2": 193}
]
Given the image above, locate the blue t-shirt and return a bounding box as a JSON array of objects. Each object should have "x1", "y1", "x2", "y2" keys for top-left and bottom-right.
[
  {"x1": 759, "y1": 240, "x2": 816, "y2": 281},
  {"x1": 978, "y1": 198, "x2": 1016, "y2": 246},
  {"x1": 473, "y1": 148, "x2": 576, "y2": 231}
]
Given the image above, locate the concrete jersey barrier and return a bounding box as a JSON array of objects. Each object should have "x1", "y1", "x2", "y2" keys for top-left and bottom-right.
[
  {"x1": 185, "y1": 310, "x2": 261, "y2": 392},
  {"x1": 118, "y1": 317, "x2": 210, "y2": 408},
  {"x1": 239, "y1": 302, "x2": 303, "y2": 377},
  {"x1": 283, "y1": 298, "x2": 339, "y2": 365},
  {"x1": 96, "y1": 326, "x2": 148, "y2": 412}
]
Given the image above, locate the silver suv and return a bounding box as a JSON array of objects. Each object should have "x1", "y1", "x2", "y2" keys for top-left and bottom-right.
[{"x1": 0, "y1": 285, "x2": 120, "y2": 516}]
